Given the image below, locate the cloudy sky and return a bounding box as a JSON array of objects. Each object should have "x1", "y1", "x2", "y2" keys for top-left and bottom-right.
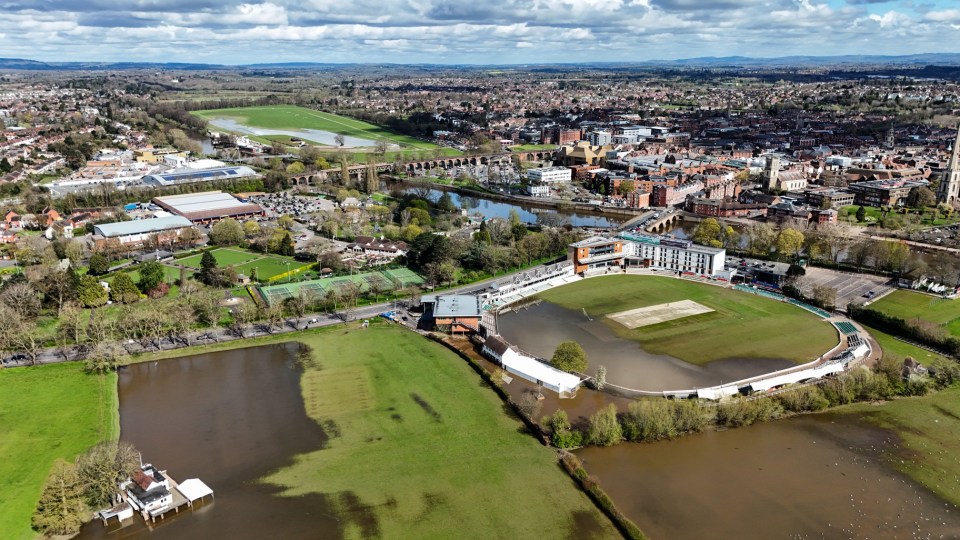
[{"x1": 1, "y1": 0, "x2": 959, "y2": 64}]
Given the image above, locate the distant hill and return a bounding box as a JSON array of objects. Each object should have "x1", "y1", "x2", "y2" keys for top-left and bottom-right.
[{"x1": 3, "y1": 53, "x2": 960, "y2": 71}]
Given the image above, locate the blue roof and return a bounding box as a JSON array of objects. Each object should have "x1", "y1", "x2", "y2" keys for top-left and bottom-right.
[{"x1": 93, "y1": 216, "x2": 193, "y2": 237}]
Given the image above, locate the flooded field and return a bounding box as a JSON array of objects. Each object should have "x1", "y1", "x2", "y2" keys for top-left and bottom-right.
[
  {"x1": 207, "y1": 116, "x2": 377, "y2": 147},
  {"x1": 76, "y1": 344, "x2": 342, "y2": 540},
  {"x1": 577, "y1": 414, "x2": 960, "y2": 539},
  {"x1": 498, "y1": 301, "x2": 794, "y2": 391}
]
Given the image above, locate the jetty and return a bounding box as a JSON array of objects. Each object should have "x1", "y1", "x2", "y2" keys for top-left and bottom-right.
[{"x1": 98, "y1": 463, "x2": 213, "y2": 527}]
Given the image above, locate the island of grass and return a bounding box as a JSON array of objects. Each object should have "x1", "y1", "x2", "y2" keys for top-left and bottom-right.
[
  {"x1": 262, "y1": 324, "x2": 620, "y2": 539},
  {"x1": 0, "y1": 364, "x2": 118, "y2": 540},
  {"x1": 192, "y1": 105, "x2": 462, "y2": 160},
  {"x1": 537, "y1": 275, "x2": 838, "y2": 366},
  {"x1": 869, "y1": 290, "x2": 960, "y2": 337}
]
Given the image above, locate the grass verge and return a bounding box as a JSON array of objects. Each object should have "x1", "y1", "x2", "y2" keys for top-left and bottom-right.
[
  {"x1": 0, "y1": 364, "x2": 118, "y2": 540},
  {"x1": 870, "y1": 290, "x2": 960, "y2": 337}
]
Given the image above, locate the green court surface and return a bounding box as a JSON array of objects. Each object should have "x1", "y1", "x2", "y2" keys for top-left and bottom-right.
[{"x1": 258, "y1": 269, "x2": 424, "y2": 305}]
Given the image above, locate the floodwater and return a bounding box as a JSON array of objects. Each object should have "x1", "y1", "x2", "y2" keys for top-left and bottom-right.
[
  {"x1": 577, "y1": 414, "x2": 960, "y2": 540},
  {"x1": 206, "y1": 116, "x2": 377, "y2": 148},
  {"x1": 498, "y1": 301, "x2": 794, "y2": 392},
  {"x1": 398, "y1": 184, "x2": 627, "y2": 229},
  {"x1": 75, "y1": 344, "x2": 348, "y2": 540}
]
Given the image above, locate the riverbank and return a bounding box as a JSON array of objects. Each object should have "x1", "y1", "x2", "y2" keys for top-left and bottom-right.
[{"x1": 0, "y1": 364, "x2": 118, "y2": 540}]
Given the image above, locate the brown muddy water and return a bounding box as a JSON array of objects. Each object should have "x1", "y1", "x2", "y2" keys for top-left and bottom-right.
[
  {"x1": 75, "y1": 344, "x2": 352, "y2": 540},
  {"x1": 498, "y1": 301, "x2": 795, "y2": 391},
  {"x1": 577, "y1": 414, "x2": 960, "y2": 540}
]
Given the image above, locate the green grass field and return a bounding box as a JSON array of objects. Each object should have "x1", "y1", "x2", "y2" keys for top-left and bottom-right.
[
  {"x1": 177, "y1": 248, "x2": 260, "y2": 269},
  {"x1": 537, "y1": 275, "x2": 838, "y2": 365},
  {"x1": 194, "y1": 105, "x2": 438, "y2": 150},
  {"x1": 0, "y1": 364, "x2": 118, "y2": 540},
  {"x1": 870, "y1": 290, "x2": 960, "y2": 337},
  {"x1": 263, "y1": 325, "x2": 618, "y2": 539},
  {"x1": 839, "y1": 386, "x2": 960, "y2": 508}
]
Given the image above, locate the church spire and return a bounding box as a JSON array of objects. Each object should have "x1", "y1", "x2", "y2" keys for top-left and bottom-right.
[{"x1": 937, "y1": 124, "x2": 960, "y2": 205}]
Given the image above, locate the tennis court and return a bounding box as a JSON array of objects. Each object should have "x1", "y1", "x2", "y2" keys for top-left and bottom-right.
[{"x1": 257, "y1": 269, "x2": 425, "y2": 306}]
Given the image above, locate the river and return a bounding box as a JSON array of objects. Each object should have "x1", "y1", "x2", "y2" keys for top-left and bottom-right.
[
  {"x1": 396, "y1": 184, "x2": 628, "y2": 229},
  {"x1": 577, "y1": 413, "x2": 960, "y2": 539},
  {"x1": 76, "y1": 344, "x2": 347, "y2": 540},
  {"x1": 498, "y1": 301, "x2": 795, "y2": 392}
]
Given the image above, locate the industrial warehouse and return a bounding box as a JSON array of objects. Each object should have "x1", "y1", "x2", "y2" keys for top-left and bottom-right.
[
  {"x1": 141, "y1": 165, "x2": 259, "y2": 187},
  {"x1": 151, "y1": 191, "x2": 265, "y2": 224}
]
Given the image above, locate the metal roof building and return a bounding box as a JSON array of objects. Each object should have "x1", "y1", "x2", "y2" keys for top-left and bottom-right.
[
  {"x1": 93, "y1": 216, "x2": 193, "y2": 238},
  {"x1": 141, "y1": 165, "x2": 258, "y2": 187},
  {"x1": 152, "y1": 191, "x2": 264, "y2": 223}
]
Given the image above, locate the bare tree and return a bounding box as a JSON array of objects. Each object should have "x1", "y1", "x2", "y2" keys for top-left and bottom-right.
[{"x1": 334, "y1": 134, "x2": 345, "y2": 147}]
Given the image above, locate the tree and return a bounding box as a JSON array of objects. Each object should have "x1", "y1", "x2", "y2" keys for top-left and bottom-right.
[
  {"x1": 619, "y1": 179, "x2": 636, "y2": 194},
  {"x1": 365, "y1": 162, "x2": 378, "y2": 193},
  {"x1": 551, "y1": 341, "x2": 588, "y2": 373},
  {"x1": 208, "y1": 218, "x2": 245, "y2": 246},
  {"x1": 588, "y1": 404, "x2": 622, "y2": 446},
  {"x1": 810, "y1": 285, "x2": 837, "y2": 310},
  {"x1": 775, "y1": 228, "x2": 805, "y2": 261},
  {"x1": 1, "y1": 282, "x2": 41, "y2": 319},
  {"x1": 692, "y1": 218, "x2": 723, "y2": 248},
  {"x1": 906, "y1": 186, "x2": 936, "y2": 209},
  {"x1": 374, "y1": 139, "x2": 389, "y2": 156},
  {"x1": 229, "y1": 301, "x2": 256, "y2": 338},
  {"x1": 109, "y1": 272, "x2": 140, "y2": 304},
  {"x1": 76, "y1": 441, "x2": 141, "y2": 508},
  {"x1": 286, "y1": 161, "x2": 306, "y2": 175},
  {"x1": 277, "y1": 214, "x2": 295, "y2": 230},
  {"x1": 77, "y1": 275, "x2": 108, "y2": 308},
  {"x1": 137, "y1": 261, "x2": 165, "y2": 293},
  {"x1": 85, "y1": 341, "x2": 128, "y2": 373},
  {"x1": 198, "y1": 250, "x2": 218, "y2": 285},
  {"x1": 32, "y1": 460, "x2": 86, "y2": 536},
  {"x1": 334, "y1": 134, "x2": 345, "y2": 147},
  {"x1": 242, "y1": 219, "x2": 261, "y2": 238},
  {"x1": 855, "y1": 205, "x2": 867, "y2": 223},
  {"x1": 88, "y1": 252, "x2": 110, "y2": 275},
  {"x1": 278, "y1": 231, "x2": 296, "y2": 256},
  {"x1": 594, "y1": 365, "x2": 607, "y2": 391}
]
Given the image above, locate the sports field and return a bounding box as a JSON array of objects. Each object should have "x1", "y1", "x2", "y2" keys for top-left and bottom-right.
[
  {"x1": 263, "y1": 325, "x2": 619, "y2": 538},
  {"x1": 177, "y1": 248, "x2": 311, "y2": 281},
  {"x1": 178, "y1": 248, "x2": 260, "y2": 269},
  {"x1": 537, "y1": 275, "x2": 838, "y2": 366},
  {"x1": 870, "y1": 290, "x2": 960, "y2": 337},
  {"x1": 193, "y1": 105, "x2": 438, "y2": 150},
  {"x1": 0, "y1": 364, "x2": 119, "y2": 540}
]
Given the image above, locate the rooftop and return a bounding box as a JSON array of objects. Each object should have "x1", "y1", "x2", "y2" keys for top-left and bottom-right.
[
  {"x1": 426, "y1": 294, "x2": 482, "y2": 318},
  {"x1": 153, "y1": 191, "x2": 263, "y2": 221},
  {"x1": 93, "y1": 215, "x2": 192, "y2": 238}
]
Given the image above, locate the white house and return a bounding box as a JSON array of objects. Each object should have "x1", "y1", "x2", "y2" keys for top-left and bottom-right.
[{"x1": 125, "y1": 465, "x2": 172, "y2": 514}]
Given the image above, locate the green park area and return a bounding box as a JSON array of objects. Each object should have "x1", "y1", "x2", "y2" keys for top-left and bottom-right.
[
  {"x1": 177, "y1": 247, "x2": 312, "y2": 281},
  {"x1": 0, "y1": 364, "x2": 118, "y2": 540},
  {"x1": 263, "y1": 325, "x2": 618, "y2": 539},
  {"x1": 537, "y1": 275, "x2": 838, "y2": 366},
  {"x1": 870, "y1": 290, "x2": 960, "y2": 337},
  {"x1": 193, "y1": 105, "x2": 444, "y2": 151}
]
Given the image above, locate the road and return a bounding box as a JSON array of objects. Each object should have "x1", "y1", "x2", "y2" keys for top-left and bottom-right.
[{"x1": 3, "y1": 265, "x2": 521, "y2": 368}]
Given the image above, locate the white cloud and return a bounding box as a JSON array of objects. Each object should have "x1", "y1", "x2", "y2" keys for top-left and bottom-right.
[{"x1": 0, "y1": 0, "x2": 958, "y2": 63}]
